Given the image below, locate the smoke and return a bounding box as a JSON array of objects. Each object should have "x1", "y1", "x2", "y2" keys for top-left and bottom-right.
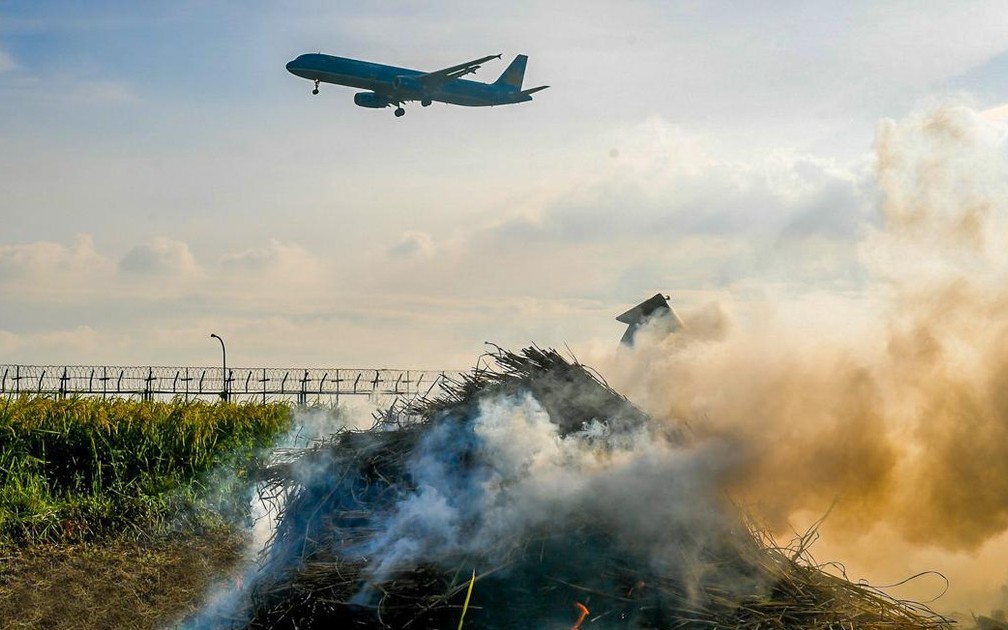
[
  {"x1": 193, "y1": 375, "x2": 776, "y2": 627},
  {"x1": 594, "y1": 105, "x2": 1008, "y2": 611},
  {"x1": 185, "y1": 105, "x2": 1008, "y2": 619},
  {"x1": 358, "y1": 392, "x2": 738, "y2": 590},
  {"x1": 180, "y1": 404, "x2": 364, "y2": 629}
]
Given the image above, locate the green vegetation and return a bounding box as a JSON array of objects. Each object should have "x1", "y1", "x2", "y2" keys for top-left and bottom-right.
[{"x1": 0, "y1": 396, "x2": 291, "y2": 546}]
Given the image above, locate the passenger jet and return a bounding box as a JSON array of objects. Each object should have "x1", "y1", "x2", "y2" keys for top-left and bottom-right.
[{"x1": 285, "y1": 53, "x2": 548, "y2": 117}]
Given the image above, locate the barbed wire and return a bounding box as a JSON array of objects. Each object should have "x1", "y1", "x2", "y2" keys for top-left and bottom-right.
[{"x1": 0, "y1": 364, "x2": 458, "y2": 404}]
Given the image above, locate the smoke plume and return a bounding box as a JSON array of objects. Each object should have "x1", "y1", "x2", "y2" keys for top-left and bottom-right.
[
  {"x1": 180, "y1": 404, "x2": 363, "y2": 628},
  {"x1": 596, "y1": 105, "x2": 1008, "y2": 611},
  {"x1": 359, "y1": 392, "x2": 738, "y2": 589}
]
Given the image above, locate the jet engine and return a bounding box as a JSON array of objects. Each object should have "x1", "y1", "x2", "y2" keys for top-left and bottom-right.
[{"x1": 353, "y1": 92, "x2": 392, "y2": 108}]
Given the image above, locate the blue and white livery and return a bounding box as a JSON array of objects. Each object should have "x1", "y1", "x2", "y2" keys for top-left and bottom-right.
[{"x1": 285, "y1": 53, "x2": 548, "y2": 117}]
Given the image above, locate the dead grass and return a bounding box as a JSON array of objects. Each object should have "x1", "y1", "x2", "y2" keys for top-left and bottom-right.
[
  {"x1": 239, "y1": 347, "x2": 954, "y2": 629},
  {"x1": 0, "y1": 529, "x2": 248, "y2": 629}
]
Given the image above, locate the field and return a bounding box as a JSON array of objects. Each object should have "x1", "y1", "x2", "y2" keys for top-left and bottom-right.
[
  {"x1": 0, "y1": 395, "x2": 292, "y2": 628},
  {"x1": 0, "y1": 395, "x2": 290, "y2": 544},
  {"x1": 0, "y1": 387, "x2": 974, "y2": 629}
]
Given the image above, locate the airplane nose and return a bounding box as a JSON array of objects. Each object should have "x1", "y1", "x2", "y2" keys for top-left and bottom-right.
[{"x1": 285, "y1": 59, "x2": 297, "y2": 73}]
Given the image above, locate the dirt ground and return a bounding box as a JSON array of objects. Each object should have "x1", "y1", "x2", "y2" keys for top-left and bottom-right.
[{"x1": 0, "y1": 530, "x2": 248, "y2": 629}]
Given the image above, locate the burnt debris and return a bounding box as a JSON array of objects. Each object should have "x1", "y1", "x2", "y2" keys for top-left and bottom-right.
[{"x1": 196, "y1": 346, "x2": 952, "y2": 630}]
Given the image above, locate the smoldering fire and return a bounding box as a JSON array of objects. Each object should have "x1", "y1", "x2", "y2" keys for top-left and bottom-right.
[{"x1": 183, "y1": 348, "x2": 951, "y2": 629}]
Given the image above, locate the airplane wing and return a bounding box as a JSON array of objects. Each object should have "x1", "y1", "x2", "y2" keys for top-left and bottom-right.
[{"x1": 416, "y1": 54, "x2": 502, "y2": 86}]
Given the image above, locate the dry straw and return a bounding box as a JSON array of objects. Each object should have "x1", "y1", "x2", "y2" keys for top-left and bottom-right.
[{"x1": 236, "y1": 347, "x2": 952, "y2": 630}]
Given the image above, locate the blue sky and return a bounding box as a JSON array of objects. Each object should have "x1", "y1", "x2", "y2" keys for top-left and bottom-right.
[{"x1": 2, "y1": 1, "x2": 1008, "y2": 368}]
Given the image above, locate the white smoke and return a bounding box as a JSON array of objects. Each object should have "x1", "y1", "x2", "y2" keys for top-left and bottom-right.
[
  {"x1": 358, "y1": 392, "x2": 739, "y2": 596},
  {"x1": 181, "y1": 403, "x2": 364, "y2": 629}
]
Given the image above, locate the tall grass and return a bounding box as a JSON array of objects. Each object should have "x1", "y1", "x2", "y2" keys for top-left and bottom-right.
[{"x1": 0, "y1": 396, "x2": 291, "y2": 545}]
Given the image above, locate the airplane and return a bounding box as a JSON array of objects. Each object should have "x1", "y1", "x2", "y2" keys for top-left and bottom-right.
[{"x1": 285, "y1": 52, "x2": 548, "y2": 117}]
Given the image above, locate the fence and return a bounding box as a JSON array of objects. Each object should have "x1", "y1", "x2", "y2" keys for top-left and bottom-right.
[{"x1": 0, "y1": 364, "x2": 457, "y2": 405}]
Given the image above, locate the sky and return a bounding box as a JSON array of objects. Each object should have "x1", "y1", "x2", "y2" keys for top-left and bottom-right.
[
  {"x1": 8, "y1": 0, "x2": 1008, "y2": 614},
  {"x1": 2, "y1": 0, "x2": 1008, "y2": 371}
]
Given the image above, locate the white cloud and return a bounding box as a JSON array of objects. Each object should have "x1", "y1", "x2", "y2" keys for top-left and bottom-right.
[
  {"x1": 486, "y1": 118, "x2": 867, "y2": 247},
  {"x1": 206, "y1": 240, "x2": 330, "y2": 312},
  {"x1": 980, "y1": 102, "x2": 1008, "y2": 123},
  {"x1": 388, "y1": 231, "x2": 435, "y2": 259},
  {"x1": 119, "y1": 237, "x2": 199, "y2": 276},
  {"x1": 0, "y1": 234, "x2": 109, "y2": 280},
  {"x1": 0, "y1": 324, "x2": 160, "y2": 365},
  {"x1": 0, "y1": 326, "x2": 103, "y2": 361},
  {"x1": 218, "y1": 240, "x2": 325, "y2": 299},
  {"x1": 221, "y1": 239, "x2": 318, "y2": 274},
  {"x1": 336, "y1": 118, "x2": 873, "y2": 314}
]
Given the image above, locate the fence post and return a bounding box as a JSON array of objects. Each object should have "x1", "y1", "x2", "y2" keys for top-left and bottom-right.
[{"x1": 298, "y1": 370, "x2": 309, "y2": 406}]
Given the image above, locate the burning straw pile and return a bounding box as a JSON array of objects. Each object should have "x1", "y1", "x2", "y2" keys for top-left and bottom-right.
[{"x1": 224, "y1": 347, "x2": 952, "y2": 629}]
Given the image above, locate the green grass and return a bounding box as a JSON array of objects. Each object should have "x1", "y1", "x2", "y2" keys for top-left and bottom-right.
[{"x1": 0, "y1": 396, "x2": 291, "y2": 545}]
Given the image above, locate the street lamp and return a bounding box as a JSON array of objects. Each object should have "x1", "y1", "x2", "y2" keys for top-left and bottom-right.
[{"x1": 210, "y1": 333, "x2": 227, "y2": 401}]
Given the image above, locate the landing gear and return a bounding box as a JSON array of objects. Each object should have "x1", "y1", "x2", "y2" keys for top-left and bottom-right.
[
  {"x1": 421, "y1": 99, "x2": 432, "y2": 107},
  {"x1": 312, "y1": 80, "x2": 320, "y2": 95},
  {"x1": 394, "y1": 107, "x2": 405, "y2": 117}
]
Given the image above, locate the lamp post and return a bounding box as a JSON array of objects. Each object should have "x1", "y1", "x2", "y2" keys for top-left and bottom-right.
[{"x1": 210, "y1": 333, "x2": 227, "y2": 401}]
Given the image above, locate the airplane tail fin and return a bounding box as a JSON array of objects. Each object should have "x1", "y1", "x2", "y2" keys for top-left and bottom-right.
[{"x1": 494, "y1": 54, "x2": 528, "y2": 90}]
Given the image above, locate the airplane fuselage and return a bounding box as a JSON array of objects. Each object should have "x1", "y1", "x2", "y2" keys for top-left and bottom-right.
[{"x1": 285, "y1": 53, "x2": 538, "y2": 110}]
